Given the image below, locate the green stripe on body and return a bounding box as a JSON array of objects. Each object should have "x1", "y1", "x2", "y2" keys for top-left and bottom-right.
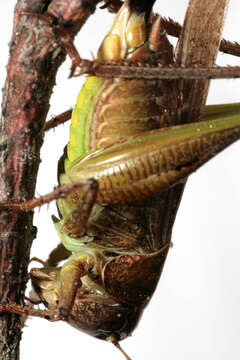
[{"x1": 64, "y1": 76, "x2": 102, "y2": 172}]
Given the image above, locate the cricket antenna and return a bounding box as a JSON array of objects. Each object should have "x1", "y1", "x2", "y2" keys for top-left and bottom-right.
[{"x1": 114, "y1": 342, "x2": 133, "y2": 360}]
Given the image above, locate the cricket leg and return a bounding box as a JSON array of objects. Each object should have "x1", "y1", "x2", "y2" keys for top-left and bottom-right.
[
  {"x1": 203, "y1": 102, "x2": 240, "y2": 121},
  {"x1": 44, "y1": 109, "x2": 72, "y2": 132},
  {"x1": 47, "y1": 178, "x2": 98, "y2": 265},
  {"x1": 0, "y1": 180, "x2": 97, "y2": 212},
  {"x1": 58, "y1": 253, "x2": 95, "y2": 317},
  {"x1": 45, "y1": 243, "x2": 71, "y2": 267},
  {"x1": 0, "y1": 302, "x2": 59, "y2": 321},
  {"x1": 59, "y1": 179, "x2": 99, "y2": 238}
]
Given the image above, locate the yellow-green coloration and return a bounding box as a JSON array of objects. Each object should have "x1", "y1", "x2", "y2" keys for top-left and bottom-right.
[
  {"x1": 203, "y1": 101, "x2": 240, "y2": 121},
  {"x1": 65, "y1": 76, "x2": 102, "y2": 168},
  {"x1": 30, "y1": 0, "x2": 240, "y2": 347}
]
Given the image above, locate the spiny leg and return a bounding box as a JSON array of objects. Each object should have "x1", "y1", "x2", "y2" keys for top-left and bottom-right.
[
  {"x1": 44, "y1": 108, "x2": 72, "y2": 132},
  {"x1": 0, "y1": 303, "x2": 59, "y2": 321},
  {"x1": 49, "y1": 180, "x2": 101, "y2": 316},
  {"x1": 20, "y1": 8, "x2": 240, "y2": 81},
  {"x1": 0, "y1": 180, "x2": 97, "y2": 212},
  {"x1": 66, "y1": 107, "x2": 240, "y2": 205},
  {"x1": 54, "y1": 181, "x2": 99, "y2": 315}
]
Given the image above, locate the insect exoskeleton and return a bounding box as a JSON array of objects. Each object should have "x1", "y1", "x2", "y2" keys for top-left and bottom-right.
[{"x1": 29, "y1": 0, "x2": 176, "y2": 345}]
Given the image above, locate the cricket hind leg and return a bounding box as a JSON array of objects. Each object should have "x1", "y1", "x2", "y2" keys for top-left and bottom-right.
[{"x1": 0, "y1": 179, "x2": 97, "y2": 212}]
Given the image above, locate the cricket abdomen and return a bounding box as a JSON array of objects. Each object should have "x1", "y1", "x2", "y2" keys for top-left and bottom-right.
[{"x1": 89, "y1": 78, "x2": 162, "y2": 150}]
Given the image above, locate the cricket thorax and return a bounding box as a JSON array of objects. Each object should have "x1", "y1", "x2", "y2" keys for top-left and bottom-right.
[{"x1": 30, "y1": 263, "x2": 143, "y2": 340}]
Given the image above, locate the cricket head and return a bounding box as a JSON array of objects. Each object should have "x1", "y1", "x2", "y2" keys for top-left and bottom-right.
[
  {"x1": 29, "y1": 248, "x2": 164, "y2": 342},
  {"x1": 29, "y1": 264, "x2": 142, "y2": 342}
]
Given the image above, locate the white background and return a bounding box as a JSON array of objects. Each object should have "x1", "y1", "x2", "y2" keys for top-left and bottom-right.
[{"x1": 1, "y1": 1, "x2": 240, "y2": 359}]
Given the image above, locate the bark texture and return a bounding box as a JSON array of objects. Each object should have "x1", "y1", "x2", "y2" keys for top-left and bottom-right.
[
  {"x1": 0, "y1": 0, "x2": 100, "y2": 358},
  {"x1": 176, "y1": 0, "x2": 230, "y2": 122},
  {"x1": 146, "y1": 0, "x2": 231, "y2": 298}
]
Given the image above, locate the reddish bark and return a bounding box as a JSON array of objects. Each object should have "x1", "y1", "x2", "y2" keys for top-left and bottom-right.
[{"x1": 0, "y1": 0, "x2": 100, "y2": 358}]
